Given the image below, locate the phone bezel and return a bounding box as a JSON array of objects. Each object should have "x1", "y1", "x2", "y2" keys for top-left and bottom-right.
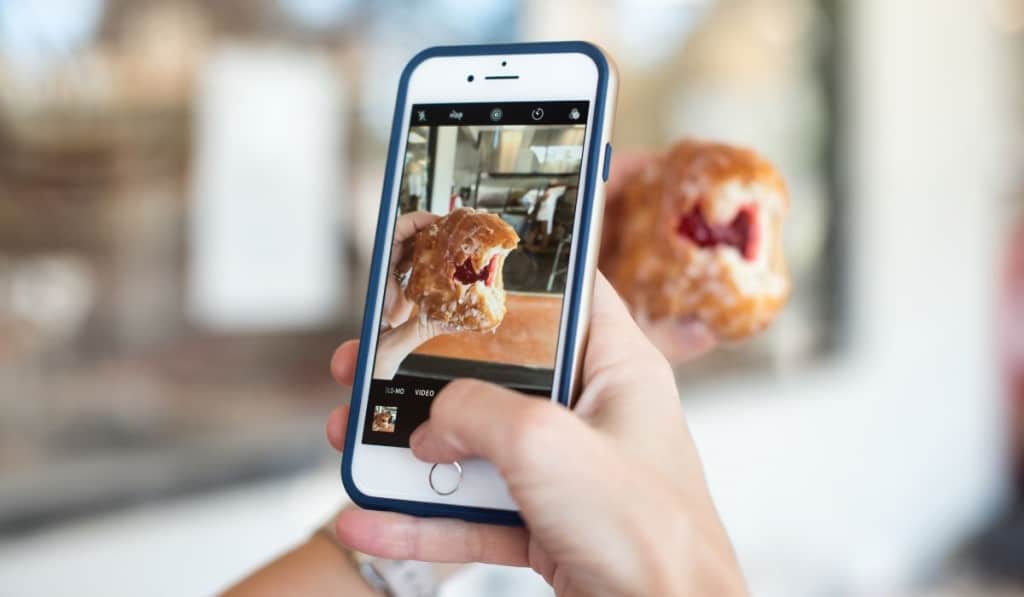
[{"x1": 343, "y1": 41, "x2": 615, "y2": 525}]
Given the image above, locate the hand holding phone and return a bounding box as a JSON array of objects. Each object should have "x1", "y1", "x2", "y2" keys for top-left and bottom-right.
[
  {"x1": 343, "y1": 42, "x2": 618, "y2": 522},
  {"x1": 328, "y1": 275, "x2": 748, "y2": 596}
]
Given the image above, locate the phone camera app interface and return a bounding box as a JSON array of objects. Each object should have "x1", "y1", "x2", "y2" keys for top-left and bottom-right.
[{"x1": 363, "y1": 101, "x2": 590, "y2": 447}]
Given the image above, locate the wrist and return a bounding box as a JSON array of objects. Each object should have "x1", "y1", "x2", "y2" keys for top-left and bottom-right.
[
  {"x1": 220, "y1": 533, "x2": 378, "y2": 597},
  {"x1": 632, "y1": 494, "x2": 747, "y2": 597},
  {"x1": 305, "y1": 533, "x2": 382, "y2": 597}
]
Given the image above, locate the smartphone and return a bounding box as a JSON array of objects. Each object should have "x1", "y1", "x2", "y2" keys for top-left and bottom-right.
[{"x1": 342, "y1": 42, "x2": 617, "y2": 524}]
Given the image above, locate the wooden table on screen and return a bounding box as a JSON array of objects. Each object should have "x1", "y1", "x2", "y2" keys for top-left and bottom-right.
[{"x1": 412, "y1": 292, "x2": 561, "y2": 369}]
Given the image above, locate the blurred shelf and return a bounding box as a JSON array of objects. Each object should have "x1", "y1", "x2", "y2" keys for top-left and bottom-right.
[
  {"x1": 0, "y1": 413, "x2": 329, "y2": 535},
  {"x1": 0, "y1": 329, "x2": 354, "y2": 534}
]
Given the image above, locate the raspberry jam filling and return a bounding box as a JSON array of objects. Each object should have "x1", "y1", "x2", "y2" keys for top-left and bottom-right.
[
  {"x1": 676, "y1": 205, "x2": 759, "y2": 261},
  {"x1": 453, "y1": 255, "x2": 499, "y2": 286}
]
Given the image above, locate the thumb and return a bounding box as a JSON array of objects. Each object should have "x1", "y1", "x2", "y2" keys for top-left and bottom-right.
[{"x1": 409, "y1": 379, "x2": 588, "y2": 478}]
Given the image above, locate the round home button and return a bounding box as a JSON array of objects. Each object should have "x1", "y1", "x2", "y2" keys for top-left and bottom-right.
[{"x1": 428, "y1": 462, "x2": 463, "y2": 496}]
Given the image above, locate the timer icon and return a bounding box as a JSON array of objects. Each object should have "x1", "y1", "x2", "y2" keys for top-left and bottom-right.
[{"x1": 531, "y1": 107, "x2": 544, "y2": 120}]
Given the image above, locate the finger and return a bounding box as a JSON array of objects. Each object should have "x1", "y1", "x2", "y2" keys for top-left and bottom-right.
[
  {"x1": 409, "y1": 379, "x2": 585, "y2": 474},
  {"x1": 643, "y1": 320, "x2": 717, "y2": 365},
  {"x1": 583, "y1": 273, "x2": 668, "y2": 384},
  {"x1": 336, "y1": 508, "x2": 529, "y2": 566},
  {"x1": 604, "y1": 149, "x2": 658, "y2": 200},
  {"x1": 326, "y1": 405, "x2": 349, "y2": 452},
  {"x1": 408, "y1": 384, "x2": 634, "y2": 556},
  {"x1": 674, "y1": 321, "x2": 717, "y2": 358},
  {"x1": 389, "y1": 212, "x2": 438, "y2": 273},
  {"x1": 392, "y1": 211, "x2": 438, "y2": 244},
  {"x1": 588, "y1": 271, "x2": 638, "y2": 335},
  {"x1": 382, "y1": 278, "x2": 414, "y2": 328},
  {"x1": 573, "y1": 274, "x2": 679, "y2": 423},
  {"x1": 330, "y1": 340, "x2": 360, "y2": 387}
]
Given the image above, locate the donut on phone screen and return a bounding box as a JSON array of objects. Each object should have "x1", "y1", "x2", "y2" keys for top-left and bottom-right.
[
  {"x1": 404, "y1": 208, "x2": 520, "y2": 332},
  {"x1": 603, "y1": 140, "x2": 790, "y2": 341}
]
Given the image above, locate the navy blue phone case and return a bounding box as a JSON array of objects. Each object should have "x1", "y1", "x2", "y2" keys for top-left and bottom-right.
[{"x1": 341, "y1": 41, "x2": 613, "y2": 526}]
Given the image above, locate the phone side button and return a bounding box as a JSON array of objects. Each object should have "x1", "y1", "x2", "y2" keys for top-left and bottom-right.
[
  {"x1": 428, "y1": 462, "x2": 463, "y2": 496},
  {"x1": 601, "y1": 143, "x2": 612, "y2": 182}
]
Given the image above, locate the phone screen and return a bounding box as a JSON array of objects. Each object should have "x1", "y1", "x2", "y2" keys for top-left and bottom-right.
[{"x1": 363, "y1": 100, "x2": 591, "y2": 447}]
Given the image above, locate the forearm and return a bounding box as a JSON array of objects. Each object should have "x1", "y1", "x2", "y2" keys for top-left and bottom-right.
[{"x1": 221, "y1": 533, "x2": 378, "y2": 597}]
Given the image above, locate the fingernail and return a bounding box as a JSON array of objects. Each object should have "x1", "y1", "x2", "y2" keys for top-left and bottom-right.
[{"x1": 409, "y1": 427, "x2": 424, "y2": 449}]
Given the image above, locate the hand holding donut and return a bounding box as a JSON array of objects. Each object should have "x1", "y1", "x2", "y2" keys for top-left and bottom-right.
[
  {"x1": 601, "y1": 140, "x2": 790, "y2": 363},
  {"x1": 373, "y1": 209, "x2": 520, "y2": 379},
  {"x1": 374, "y1": 211, "x2": 453, "y2": 379}
]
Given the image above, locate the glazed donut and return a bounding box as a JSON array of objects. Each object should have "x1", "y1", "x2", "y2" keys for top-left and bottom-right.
[
  {"x1": 603, "y1": 140, "x2": 790, "y2": 341},
  {"x1": 404, "y1": 208, "x2": 520, "y2": 332}
]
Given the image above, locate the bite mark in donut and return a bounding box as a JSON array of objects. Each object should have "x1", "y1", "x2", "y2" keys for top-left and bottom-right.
[
  {"x1": 676, "y1": 204, "x2": 760, "y2": 261},
  {"x1": 453, "y1": 255, "x2": 499, "y2": 286},
  {"x1": 602, "y1": 139, "x2": 790, "y2": 342},
  {"x1": 404, "y1": 208, "x2": 520, "y2": 332}
]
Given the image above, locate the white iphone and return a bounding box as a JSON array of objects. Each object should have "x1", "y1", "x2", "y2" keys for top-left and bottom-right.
[{"x1": 342, "y1": 42, "x2": 617, "y2": 524}]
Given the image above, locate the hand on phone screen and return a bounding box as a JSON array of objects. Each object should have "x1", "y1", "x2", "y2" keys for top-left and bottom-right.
[
  {"x1": 381, "y1": 211, "x2": 437, "y2": 329},
  {"x1": 373, "y1": 211, "x2": 459, "y2": 379}
]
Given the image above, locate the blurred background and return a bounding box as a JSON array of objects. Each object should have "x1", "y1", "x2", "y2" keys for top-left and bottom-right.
[{"x1": 0, "y1": 0, "x2": 1022, "y2": 594}]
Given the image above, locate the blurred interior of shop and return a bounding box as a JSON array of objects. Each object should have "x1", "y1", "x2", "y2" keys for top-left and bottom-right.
[
  {"x1": 401, "y1": 122, "x2": 585, "y2": 293},
  {"x1": 395, "y1": 121, "x2": 587, "y2": 385},
  {"x1": 1, "y1": 0, "x2": 1023, "y2": 595}
]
